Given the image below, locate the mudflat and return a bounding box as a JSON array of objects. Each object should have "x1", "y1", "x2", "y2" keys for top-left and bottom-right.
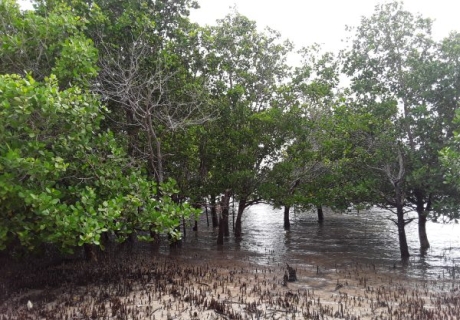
[{"x1": 1, "y1": 249, "x2": 459, "y2": 320}]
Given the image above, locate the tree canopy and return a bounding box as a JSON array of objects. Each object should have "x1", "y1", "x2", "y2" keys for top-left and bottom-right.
[{"x1": 1, "y1": 0, "x2": 459, "y2": 259}]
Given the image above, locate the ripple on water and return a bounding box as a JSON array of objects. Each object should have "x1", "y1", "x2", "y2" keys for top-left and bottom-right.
[{"x1": 174, "y1": 203, "x2": 460, "y2": 280}]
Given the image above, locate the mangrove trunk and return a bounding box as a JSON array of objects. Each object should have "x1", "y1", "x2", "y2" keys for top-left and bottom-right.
[
  {"x1": 284, "y1": 205, "x2": 290, "y2": 230},
  {"x1": 235, "y1": 198, "x2": 247, "y2": 239},
  {"x1": 210, "y1": 194, "x2": 218, "y2": 228},
  {"x1": 396, "y1": 205, "x2": 410, "y2": 259},
  {"x1": 317, "y1": 205, "x2": 324, "y2": 223}
]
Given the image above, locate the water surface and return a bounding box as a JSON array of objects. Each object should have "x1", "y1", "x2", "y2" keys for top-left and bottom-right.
[{"x1": 172, "y1": 204, "x2": 460, "y2": 280}]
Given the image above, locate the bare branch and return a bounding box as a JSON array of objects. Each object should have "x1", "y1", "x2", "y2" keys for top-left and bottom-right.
[{"x1": 94, "y1": 30, "x2": 214, "y2": 182}]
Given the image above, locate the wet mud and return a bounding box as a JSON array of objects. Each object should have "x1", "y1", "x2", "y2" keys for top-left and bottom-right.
[
  {"x1": 1, "y1": 205, "x2": 460, "y2": 319},
  {"x1": 1, "y1": 248, "x2": 459, "y2": 319}
]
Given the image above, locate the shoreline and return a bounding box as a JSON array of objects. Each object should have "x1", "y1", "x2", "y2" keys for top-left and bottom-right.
[{"x1": 1, "y1": 251, "x2": 459, "y2": 319}]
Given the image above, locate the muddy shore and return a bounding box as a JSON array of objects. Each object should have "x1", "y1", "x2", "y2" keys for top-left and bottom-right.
[{"x1": 1, "y1": 247, "x2": 459, "y2": 320}]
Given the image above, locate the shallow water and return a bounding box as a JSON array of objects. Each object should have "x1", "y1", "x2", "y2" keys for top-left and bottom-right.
[{"x1": 169, "y1": 203, "x2": 460, "y2": 280}]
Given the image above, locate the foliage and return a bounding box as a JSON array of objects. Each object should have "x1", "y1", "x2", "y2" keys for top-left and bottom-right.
[
  {"x1": 260, "y1": 45, "x2": 342, "y2": 210},
  {"x1": 440, "y1": 109, "x2": 460, "y2": 221},
  {"x1": 2, "y1": 0, "x2": 460, "y2": 257},
  {"x1": 341, "y1": 1, "x2": 460, "y2": 254},
  {"x1": 341, "y1": 1, "x2": 452, "y2": 206},
  {"x1": 0, "y1": 74, "x2": 199, "y2": 252},
  {"x1": 200, "y1": 11, "x2": 293, "y2": 198},
  {"x1": 0, "y1": 0, "x2": 98, "y2": 88}
]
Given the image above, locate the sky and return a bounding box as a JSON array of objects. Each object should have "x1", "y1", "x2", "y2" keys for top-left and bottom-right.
[
  {"x1": 189, "y1": 0, "x2": 460, "y2": 54},
  {"x1": 17, "y1": 0, "x2": 460, "y2": 57}
]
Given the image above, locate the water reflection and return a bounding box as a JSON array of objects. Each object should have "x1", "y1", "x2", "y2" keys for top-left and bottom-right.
[{"x1": 172, "y1": 203, "x2": 460, "y2": 279}]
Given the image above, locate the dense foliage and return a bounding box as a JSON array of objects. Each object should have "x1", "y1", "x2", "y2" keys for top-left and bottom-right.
[{"x1": 1, "y1": 0, "x2": 459, "y2": 258}]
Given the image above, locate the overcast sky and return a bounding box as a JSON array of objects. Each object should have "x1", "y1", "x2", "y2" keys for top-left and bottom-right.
[
  {"x1": 190, "y1": 0, "x2": 460, "y2": 53},
  {"x1": 17, "y1": 0, "x2": 460, "y2": 54}
]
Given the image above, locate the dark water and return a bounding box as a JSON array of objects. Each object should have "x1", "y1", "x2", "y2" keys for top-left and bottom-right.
[{"x1": 170, "y1": 204, "x2": 460, "y2": 280}]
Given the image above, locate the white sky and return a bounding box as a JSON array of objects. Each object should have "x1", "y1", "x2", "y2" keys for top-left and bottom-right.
[
  {"x1": 17, "y1": 0, "x2": 460, "y2": 59},
  {"x1": 190, "y1": 0, "x2": 460, "y2": 53}
]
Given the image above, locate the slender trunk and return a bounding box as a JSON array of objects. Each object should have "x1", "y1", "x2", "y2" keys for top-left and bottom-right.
[
  {"x1": 317, "y1": 205, "x2": 324, "y2": 223},
  {"x1": 235, "y1": 198, "x2": 247, "y2": 238},
  {"x1": 415, "y1": 191, "x2": 430, "y2": 251},
  {"x1": 192, "y1": 203, "x2": 200, "y2": 231},
  {"x1": 284, "y1": 205, "x2": 290, "y2": 230},
  {"x1": 387, "y1": 149, "x2": 409, "y2": 259},
  {"x1": 155, "y1": 137, "x2": 163, "y2": 183},
  {"x1": 223, "y1": 209, "x2": 230, "y2": 237},
  {"x1": 222, "y1": 190, "x2": 231, "y2": 236},
  {"x1": 395, "y1": 181, "x2": 409, "y2": 258},
  {"x1": 210, "y1": 195, "x2": 218, "y2": 228},
  {"x1": 418, "y1": 214, "x2": 429, "y2": 251},
  {"x1": 284, "y1": 179, "x2": 300, "y2": 230},
  {"x1": 396, "y1": 204, "x2": 410, "y2": 259},
  {"x1": 205, "y1": 200, "x2": 209, "y2": 227},
  {"x1": 217, "y1": 190, "x2": 231, "y2": 244}
]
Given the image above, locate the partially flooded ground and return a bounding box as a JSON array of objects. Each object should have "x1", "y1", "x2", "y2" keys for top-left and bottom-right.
[
  {"x1": 1, "y1": 205, "x2": 460, "y2": 319},
  {"x1": 1, "y1": 248, "x2": 459, "y2": 319}
]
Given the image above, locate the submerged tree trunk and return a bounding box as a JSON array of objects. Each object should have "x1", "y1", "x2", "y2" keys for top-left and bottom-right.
[
  {"x1": 192, "y1": 202, "x2": 201, "y2": 232},
  {"x1": 210, "y1": 194, "x2": 218, "y2": 228},
  {"x1": 223, "y1": 209, "x2": 230, "y2": 237},
  {"x1": 235, "y1": 197, "x2": 247, "y2": 239},
  {"x1": 317, "y1": 205, "x2": 324, "y2": 223},
  {"x1": 414, "y1": 190, "x2": 430, "y2": 251},
  {"x1": 223, "y1": 191, "x2": 231, "y2": 236},
  {"x1": 217, "y1": 190, "x2": 231, "y2": 244},
  {"x1": 283, "y1": 179, "x2": 300, "y2": 230},
  {"x1": 418, "y1": 213, "x2": 429, "y2": 251},
  {"x1": 395, "y1": 177, "x2": 410, "y2": 259},
  {"x1": 386, "y1": 149, "x2": 410, "y2": 259},
  {"x1": 396, "y1": 205, "x2": 410, "y2": 259},
  {"x1": 284, "y1": 205, "x2": 290, "y2": 230}
]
